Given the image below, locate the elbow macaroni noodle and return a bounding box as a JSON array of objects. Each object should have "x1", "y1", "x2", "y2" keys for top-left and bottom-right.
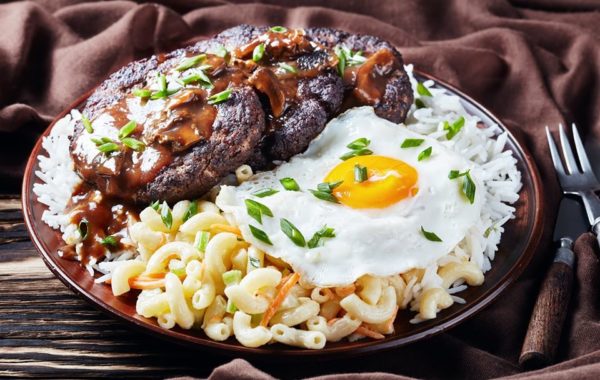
[{"x1": 105, "y1": 200, "x2": 489, "y2": 349}]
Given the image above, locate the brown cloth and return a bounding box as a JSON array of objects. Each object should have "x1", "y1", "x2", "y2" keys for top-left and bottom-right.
[{"x1": 2, "y1": 0, "x2": 600, "y2": 378}]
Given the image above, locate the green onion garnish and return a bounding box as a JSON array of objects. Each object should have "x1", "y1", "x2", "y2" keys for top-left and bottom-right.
[
  {"x1": 97, "y1": 142, "x2": 120, "y2": 154},
  {"x1": 279, "y1": 177, "x2": 300, "y2": 191},
  {"x1": 226, "y1": 299, "x2": 237, "y2": 313},
  {"x1": 280, "y1": 218, "x2": 306, "y2": 247},
  {"x1": 222, "y1": 270, "x2": 242, "y2": 286},
  {"x1": 118, "y1": 120, "x2": 137, "y2": 139},
  {"x1": 183, "y1": 200, "x2": 198, "y2": 222},
  {"x1": 121, "y1": 137, "x2": 145, "y2": 151},
  {"x1": 448, "y1": 169, "x2": 476, "y2": 204},
  {"x1": 308, "y1": 189, "x2": 339, "y2": 203},
  {"x1": 249, "y1": 225, "x2": 273, "y2": 245},
  {"x1": 417, "y1": 82, "x2": 433, "y2": 97},
  {"x1": 340, "y1": 148, "x2": 373, "y2": 161},
  {"x1": 317, "y1": 181, "x2": 343, "y2": 193},
  {"x1": 82, "y1": 115, "x2": 93, "y2": 133},
  {"x1": 346, "y1": 137, "x2": 371, "y2": 150},
  {"x1": 160, "y1": 201, "x2": 173, "y2": 230},
  {"x1": 245, "y1": 199, "x2": 273, "y2": 224},
  {"x1": 133, "y1": 88, "x2": 152, "y2": 98},
  {"x1": 207, "y1": 88, "x2": 232, "y2": 105},
  {"x1": 150, "y1": 200, "x2": 160, "y2": 211},
  {"x1": 334, "y1": 45, "x2": 346, "y2": 77},
  {"x1": 418, "y1": 146, "x2": 432, "y2": 161},
  {"x1": 307, "y1": 225, "x2": 335, "y2": 249},
  {"x1": 444, "y1": 116, "x2": 465, "y2": 140},
  {"x1": 194, "y1": 231, "x2": 210, "y2": 252},
  {"x1": 421, "y1": 226, "x2": 442, "y2": 242},
  {"x1": 101, "y1": 235, "x2": 118, "y2": 247},
  {"x1": 253, "y1": 43, "x2": 265, "y2": 62},
  {"x1": 354, "y1": 164, "x2": 368, "y2": 183},
  {"x1": 415, "y1": 98, "x2": 426, "y2": 109},
  {"x1": 252, "y1": 188, "x2": 279, "y2": 198},
  {"x1": 169, "y1": 260, "x2": 186, "y2": 276},
  {"x1": 270, "y1": 26, "x2": 288, "y2": 33},
  {"x1": 180, "y1": 69, "x2": 213, "y2": 88},
  {"x1": 248, "y1": 256, "x2": 261, "y2": 268},
  {"x1": 78, "y1": 219, "x2": 89, "y2": 240},
  {"x1": 175, "y1": 54, "x2": 206, "y2": 72},
  {"x1": 212, "y1": 44, "x2": 228, "y2": 58},
  {"x1": 401, "y1": 138, "x2": 424, "y2": 148},
  {"x1": 278, "y1": 62, "x2": 298, "y2": 73}
]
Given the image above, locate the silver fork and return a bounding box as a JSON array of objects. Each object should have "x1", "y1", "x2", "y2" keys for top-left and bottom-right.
[{"x1": 546, "y1": 123, "x2": 600, "y2": 239}]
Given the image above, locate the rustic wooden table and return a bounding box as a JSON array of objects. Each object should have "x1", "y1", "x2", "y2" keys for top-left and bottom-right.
[{"x1": 0, "y1": 195, "x2": 241, "y2": 378}]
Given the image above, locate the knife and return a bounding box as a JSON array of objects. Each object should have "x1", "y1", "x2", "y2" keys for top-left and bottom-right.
[{"x1": 519, "y1": 197, "x2": 587, "y2": 369}]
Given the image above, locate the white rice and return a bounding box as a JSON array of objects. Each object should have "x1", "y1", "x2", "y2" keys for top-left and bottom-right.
[{"x1": 33, "y1": 64, "x2": 521, "y2": 322}]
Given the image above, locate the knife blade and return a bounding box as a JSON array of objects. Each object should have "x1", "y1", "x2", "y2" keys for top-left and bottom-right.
[
  {"x1": 520, "y1": 196, "x2": 583, "y2": 369},
  {"x1": 553, "y1": 197, "x2": 588, "y2": 242}
]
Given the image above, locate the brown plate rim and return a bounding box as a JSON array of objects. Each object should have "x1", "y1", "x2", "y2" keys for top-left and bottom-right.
[{"x1": 21, "y1": 68, "x2": 544, "y2": 358}]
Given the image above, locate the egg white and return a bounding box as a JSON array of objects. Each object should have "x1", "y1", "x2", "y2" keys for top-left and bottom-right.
[{"x1": 216, "y1": 107, "x2": 484, "y2": 286}]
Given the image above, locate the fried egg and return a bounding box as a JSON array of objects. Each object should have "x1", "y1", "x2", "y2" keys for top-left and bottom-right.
[{"x1": 216, "y1": 107, "x2": 483, "y2": 286}]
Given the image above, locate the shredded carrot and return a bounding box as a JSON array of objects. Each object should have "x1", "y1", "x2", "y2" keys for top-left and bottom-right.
[
  {"x1": 327, "y1": 318, "x2": 340, "y2": 326},
  {"x1": 335, "y1": 284, "x2": 356, "y2": 298},
  {"x1": 260, "y1": 272, "x2": 300, "y2": 327},
  {"x1": 129, "y1": 278, "x2": 166, "y2": 289},
  {"x1": 356, "y1": 325, "x2": 385, "y2": 340},
  {"x1": 209, "y1": 223, "x2": 242, "y2": 236}
]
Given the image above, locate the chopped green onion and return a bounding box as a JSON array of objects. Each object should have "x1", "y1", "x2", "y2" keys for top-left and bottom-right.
[
  {"x1": 253, "y1": 43, "x2": 265, "y2": 62},
  {"x1": 484, "y1": 224, "x2": 496, "y2": 238},
  {"x1": 118, "y1": 120, "x2": 137, "y2": 139},
  {"x1": 421, "y1": 226, "x2": 442, "y2": 242},
  {"x1": 226, "y1": 299, "x2": 237, "y2": 313},
  {"x1": 133, "y1": 88, "x2": 152, "y2": 98},
  {"x1": 252, "y1": 188, "x2": 279, "y2": 198},
  {"x1": 101, "y1": 235, "x2": 118, "y2": 247},
  {"x1": 347, "y1": 137, "x2": 371, "y2": 150},
  {"x1": 169, "y1": 260, "x2": 186, "y2": 276},
  {"x1": 212, "y1": 44, "x2": 228, "y2": 58},
  {"x1": 183, "y1": 200, "x2": 198, "y2": 222},
  {"x1": 194, "y1": 231, "x2": 210, "y2": 252},
  {"x1": 121, "y1": 137, "x2": 145, "y2": 151},
  {"x1": 307, "y1": 225, "x2": 335, "y2": 249},
  {"x1": 317, "y1": 181, "x2": 343, "y2": 193},
  {"x1": 249, "y1": 225, "x2": 273, "y2": 245},
  {"x1": 180, "y1": 70, "x2": 212, "y2": 87},
  {"x1": 334, "y1": 45, "x2": 346, "y2": 77},
  {"x1": 279, "y1": 177, "x2": 300, "y2": 191},
  {"x1": 417, "y1": 82, "x2": 433, "y2": 97},
  {"x1": 248, "y1": 256, "x2": 261, "y2": 269},
  {"x1": 245, "y1": 199, "x2": 273, "y2": 224},
  {"x1": 270, "y1": 26, "x2": 288, "y2": 33},
  {"x1": 280, "y1": 218, "x2": 306, "y2": 247},
  {"x1": 160, "y1": 201, "x2": 173, "y2": 230},
  {"x1": 308, "y1": 189, "x2": 339, "y2": 203},
  {"x1": 78, "y1": 219, "x2": 89, "y2": 240},
  {"x1": 418, "y1": 146, "x2": 432, "y2": 161},
  {"x1": 207, "y1": 88, "x2": 232, "y2": 105},
  {"x1": 340, "y1": 148, "x2": 373, "y2": 161},
  {"x1": 401, "y1": 138, "x2": 424, "y2": 148},
  {"x1": 175, "y1": 54, "x2": 206, "y2": 71},
  {"x1": 150, "y1": 200, "x2": 160, "y2": 211},
  {"x1": 222, "y1": 270, "x2": 242, "y2": 286},
  {"x1": 462, "y1": 170, "x2": 476, "y2": 204},
  {"x1": 444, "y1": 116, "x2": 465, "y2": 140},
  {"x1": 354, "y1": 164, "x2": 368, "y2": 183},
  {"x1": 415, "y1": 98, "x2": 426, "y2": 109},
  {"x1": 278, "y1": 62, "x2": 298, "y2": 73},
  {"x1": 448, "y1": 170, "x2": 461, "y2": 179},
  {"x1": 90, "y1": 138, "x2": 104, "y2": 145},
  {"x1": 97, "y1": 142, "x2": 120, "y2": 154},
  {"x1": 82, "y1": 114, "x2": 93, "y2": 133}
]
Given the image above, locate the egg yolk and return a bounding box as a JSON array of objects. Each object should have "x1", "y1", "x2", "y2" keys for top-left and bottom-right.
[{"x1": 324, "y1": 155, "x2": 418, "y2": 209}]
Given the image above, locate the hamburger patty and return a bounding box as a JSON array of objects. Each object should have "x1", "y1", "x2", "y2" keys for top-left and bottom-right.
[{"x1": 70, "y1": 25, "x2": 413, "y2": 204}]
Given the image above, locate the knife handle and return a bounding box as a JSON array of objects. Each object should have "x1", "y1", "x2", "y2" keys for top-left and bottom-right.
[{"x1": 519, "y1": 237, "x2": 575, "y2": 369}]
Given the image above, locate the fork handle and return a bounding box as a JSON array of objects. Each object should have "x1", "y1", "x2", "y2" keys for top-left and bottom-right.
[{"x1": 519, "y1": 238, "x2": 575, "y2": 369}]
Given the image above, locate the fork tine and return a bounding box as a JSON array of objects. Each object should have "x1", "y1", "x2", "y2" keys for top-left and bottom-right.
[
  {"x1": 546, "y1": 126, "x2": 567, "y2": 178},
  {"x1": 559, "y1": 123, "x2": 580, "y2": 174},
  {"x1": 571, "y1": 123, "x2": 593, "y2": 174}
]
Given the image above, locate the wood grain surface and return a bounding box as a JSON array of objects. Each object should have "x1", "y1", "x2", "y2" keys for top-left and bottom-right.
[{"x1": 0, "y1": 195, "x2": 233, "y2": 379}]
